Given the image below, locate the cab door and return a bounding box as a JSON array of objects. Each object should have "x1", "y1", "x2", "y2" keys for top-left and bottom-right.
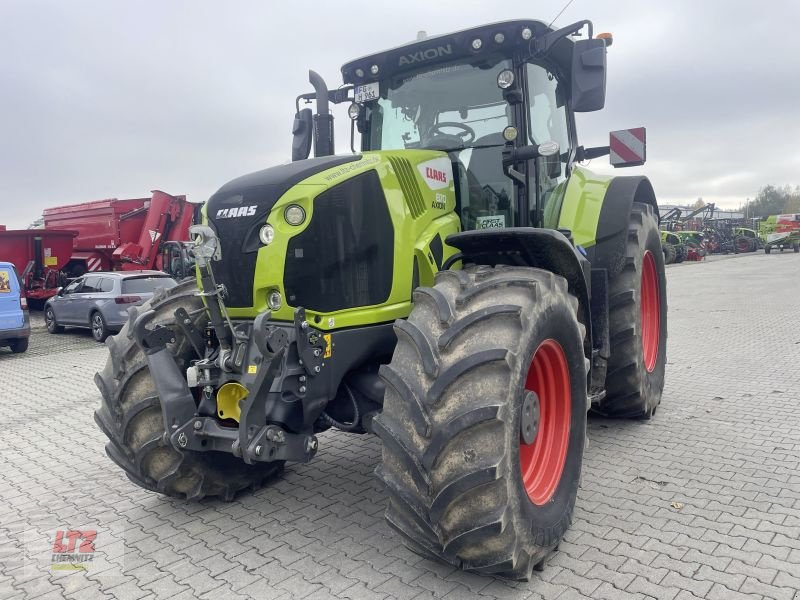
[{"x1": 525, "y1": 62, "x2": 573, "y2": 228}]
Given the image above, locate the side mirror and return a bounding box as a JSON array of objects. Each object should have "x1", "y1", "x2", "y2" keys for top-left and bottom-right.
[
  {"x1": 571, "y1": 38, "x2": 607, "y2": 112},
  {"x1": 56, "y1": 287, "x2": 64, "y2": 296},
  {"x1": 291, "y1": 108, "x2": 313, "y2": 162}
]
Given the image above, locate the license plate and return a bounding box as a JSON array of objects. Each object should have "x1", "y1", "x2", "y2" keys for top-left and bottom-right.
[{"x1": 354, "y1": 82, "x2": 379, "y2": 103}]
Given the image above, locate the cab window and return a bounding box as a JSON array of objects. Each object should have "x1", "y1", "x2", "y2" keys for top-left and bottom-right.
[{"x1": 526, "y1": 63, "x2": 571, "y2": 226}]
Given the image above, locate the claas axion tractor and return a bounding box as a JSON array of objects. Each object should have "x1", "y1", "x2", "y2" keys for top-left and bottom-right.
[{"x1": 95, "y1": 19, "x2": 667, "y2": 579}]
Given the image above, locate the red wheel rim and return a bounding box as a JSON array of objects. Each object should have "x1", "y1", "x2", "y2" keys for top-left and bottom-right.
[
  {"x1": 520, "y1": 339, "x2": 571, "y2": 506},
  {"x1": 641, "y1": 250, "x2": 660, "y2": 372}
]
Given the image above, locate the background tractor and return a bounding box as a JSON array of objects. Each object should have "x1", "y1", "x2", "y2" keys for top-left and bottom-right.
[
  {"x1": 95, "y1": 18, "x2": 667, "y2": 579},
  {"x1": 661, "y1": 230, "x2": 686, "y2": 264}
]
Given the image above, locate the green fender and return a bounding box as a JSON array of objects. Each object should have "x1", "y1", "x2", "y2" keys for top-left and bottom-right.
[{"x1": 557, "y1": 165, "x2": 658, "y2": 275}]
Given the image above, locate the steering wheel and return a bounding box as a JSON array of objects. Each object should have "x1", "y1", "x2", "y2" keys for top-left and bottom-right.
[{"x1": 429, "y1": 122, "x2": 476, "y2": 146}]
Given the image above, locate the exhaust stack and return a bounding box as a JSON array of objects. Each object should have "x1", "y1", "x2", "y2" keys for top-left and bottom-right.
[{"x1": 309, "y1": 70, "x2": 335, "y2": 157}]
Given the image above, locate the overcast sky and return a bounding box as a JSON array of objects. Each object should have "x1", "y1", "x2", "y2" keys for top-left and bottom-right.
[{"x1": 2, "y1": 0, "x2": 799, "y2": 228}]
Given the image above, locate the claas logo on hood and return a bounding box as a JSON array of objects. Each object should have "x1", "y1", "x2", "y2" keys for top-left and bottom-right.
[{"x1": 216, "y1": 206, "x2": 257, "y2": 219}]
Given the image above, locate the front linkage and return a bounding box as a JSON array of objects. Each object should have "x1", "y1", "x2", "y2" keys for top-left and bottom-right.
[{"x1": 131, "y1": 225, "x2": 323, "y2": 465}]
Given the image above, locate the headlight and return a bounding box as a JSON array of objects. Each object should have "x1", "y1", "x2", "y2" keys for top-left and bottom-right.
[
  {"x1": 267, "y1": 290, "x2": 282, "y2": 310},
  {"x1": 284, "y1": 205, "x2": 306, "y2": 226},
  {"x1": 497, "y1": 69, "x2": 515, "y2": 89},
  {"x1": 259, "y1": 224, "x2": 275, "y2": 245},
  {"x1": 370, "y1": 64, "x2": 379, "y2": 75},
  {"x1": 521, "y1": 27, "x2": 533, "y2": 40},
  {"x1": 471, "y1": 38, "x2": 483, "y2": 50},
  {"x1": 354, "y1": 68, "x2": 365, "y2": 78}
]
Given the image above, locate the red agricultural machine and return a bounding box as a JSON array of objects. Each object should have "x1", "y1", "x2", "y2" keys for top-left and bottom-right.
[
  {"x1": 43, "y1": 190, "x2": 194, "y2": 277},
  {"x1": 0, "y1": 229, "x2": 78, "y2": 303},
  {"x1": 0, "y1": 190, "x2": 196, "y2": 305}
]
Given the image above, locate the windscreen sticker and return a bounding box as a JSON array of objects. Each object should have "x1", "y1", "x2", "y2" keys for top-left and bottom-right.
[
  {"x1": 0, "y1": 270, "x2": 10, "y2": 292},
  {"x1": 476, "y1": 215, "x2": 506, "y2": 230},
  {"x1": 416, "y1": 157, "x2": 452, "y2": 191}
]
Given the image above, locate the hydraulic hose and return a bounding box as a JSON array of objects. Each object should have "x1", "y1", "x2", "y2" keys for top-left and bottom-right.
[{"x1": 320, "y1": 382, "x2": 361, "y2": 432}]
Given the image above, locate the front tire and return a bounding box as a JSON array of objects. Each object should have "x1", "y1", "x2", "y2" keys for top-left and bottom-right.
[
  {"x1": 599, "y1": 203, "x2": 667, "y2": 419},
  {"x1": 91, "y1": 311, "x2": 110, "y2": 342},
  {"x1": 45, "y1": 306, "x2": 64, "y2": 334},
  {"x1": 94, "y1": 280, "x2": 283, "y2": 500},
  {"x1": 374, "y1": 265, "x2": 588, "y2": 579}
]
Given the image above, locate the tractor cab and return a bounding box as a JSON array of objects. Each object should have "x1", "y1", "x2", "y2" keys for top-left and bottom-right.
[{"x1": 293, "y1": 20, "x2": 633, "y2": 231}]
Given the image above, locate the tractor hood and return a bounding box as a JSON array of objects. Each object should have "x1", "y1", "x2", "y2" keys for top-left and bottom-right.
[{"x1": 205, "y1": 154, "x2": 360, "y2": 307}]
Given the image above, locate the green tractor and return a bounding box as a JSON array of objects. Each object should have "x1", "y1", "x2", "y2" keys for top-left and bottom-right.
[
  {"x1": 731, "y1": 226, "x2": 760, "y2": 252},
  {"x1": 661, "y1": 230, "x2": 686, "y2": 264},
  {"x1": 95, "y1": 19, "x2": 667, "y2": 579}
]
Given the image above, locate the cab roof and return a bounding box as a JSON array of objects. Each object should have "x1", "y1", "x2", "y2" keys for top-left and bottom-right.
[{"x1": 341, "y1": 19, "x2": 554, "y2": 85}]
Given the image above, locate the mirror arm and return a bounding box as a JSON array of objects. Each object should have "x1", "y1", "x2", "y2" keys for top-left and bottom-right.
[
  {"x1": 533, "y1": 19, "x2": 593, "y2": 55},
  {"x1": 575, "y1": 145, "x2": 610, "y2": 161}
]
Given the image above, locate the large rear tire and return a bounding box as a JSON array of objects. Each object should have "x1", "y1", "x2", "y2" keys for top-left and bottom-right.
[
  {"x1": 598, "y1": 203, "x2": 667, "y2": 419},
  {"x1": 94, "y1": 280, "x2": 283, "y2": 500},
  {"x1": 374, "y1": 265, "x2": 588, "y2": 579}
]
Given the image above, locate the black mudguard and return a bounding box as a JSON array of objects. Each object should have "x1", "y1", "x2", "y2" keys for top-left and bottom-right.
[
  {"x1": 585, "y1": 176, "x2": 659, "y2": 277},
  {"x1": 445, "y1": 227, "x2": 592, "y2": 361}
]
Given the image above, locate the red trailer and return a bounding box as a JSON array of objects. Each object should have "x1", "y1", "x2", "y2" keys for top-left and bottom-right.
[
  {"x1": 43, "y1": 190, "x2": 193, "y2": 277},
  {"x1": 0, "y1": 229, "x2": 78, "y2": 301}
]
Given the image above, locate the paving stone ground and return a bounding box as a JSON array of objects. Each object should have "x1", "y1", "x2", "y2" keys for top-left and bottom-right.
[{"x1": 1, "y1": 252, "x2": 799, "y2": 600}]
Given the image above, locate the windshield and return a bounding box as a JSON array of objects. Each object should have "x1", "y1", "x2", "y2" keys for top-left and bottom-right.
[
  {"x1": 369, "y1": 59, "x2": 512, "y2": 150},
  {"x1": 367, "y1": 58, "x2": 516, "y2": 230}
]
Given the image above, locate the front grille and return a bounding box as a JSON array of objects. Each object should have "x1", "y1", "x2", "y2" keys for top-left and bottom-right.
[
  {"x1": 207, "y1": 206, "x2": 267, "y2": 308},
  {"x1": 388, "y1": 156, "x2": 425, "y2": 219},
  {"x1": 284, "y1": 170, "x2": 394, "y2": 313}
]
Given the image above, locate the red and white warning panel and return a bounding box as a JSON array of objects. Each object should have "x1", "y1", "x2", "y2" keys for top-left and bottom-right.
[{"x1": 609, "y1": 127, "x2": 646, "y2": 167}]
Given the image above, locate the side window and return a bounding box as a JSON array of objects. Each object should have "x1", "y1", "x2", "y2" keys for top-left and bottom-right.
[
  {"x1": 99, "y1": 278, "x2": 115, "y2": 293},
  {"x1": 81, "y1": 276, "x2": 101, "y2": 293},
  {"x1": 527, "y1": 63, "x2": 571, "y2": 226},
  {"x1": 64, "y1": 279, "x2": 83, "y2": 294},
  {"x1": 526, "y1": 63, "x2": 570, "y2": 158}
]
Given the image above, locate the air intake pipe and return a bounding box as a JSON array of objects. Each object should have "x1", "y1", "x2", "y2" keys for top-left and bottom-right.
[{"x1": 309, "y1": 70, "x2": 335, "y2": 157}]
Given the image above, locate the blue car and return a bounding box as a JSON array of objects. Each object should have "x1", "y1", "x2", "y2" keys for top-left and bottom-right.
[
  {"x1": 0, "y1": 262, "x2": 30, "y2": 353},
  {"x1": 44, "y1": 271, "x2": 177, "y2": 342}
]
